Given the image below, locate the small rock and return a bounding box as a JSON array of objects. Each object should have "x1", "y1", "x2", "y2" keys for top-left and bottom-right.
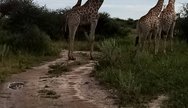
[{"x1": 84, "y1": 82, "x2": 90, "y2": 84}]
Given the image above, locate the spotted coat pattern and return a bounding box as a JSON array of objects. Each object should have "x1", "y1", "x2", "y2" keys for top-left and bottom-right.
[
  {"x1": 65, "y1": 0, "x2": 104, "y2": 60},
  {"x1": 137, "y1": 0, "x2": 164, "y2": 54},
  {"x1": 159, "y1": 0, "x2": 176, "y2": 53}
]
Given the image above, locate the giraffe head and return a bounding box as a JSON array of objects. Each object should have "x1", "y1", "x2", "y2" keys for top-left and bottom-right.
[
  {"x1": 91, "y1": 0, "x2": 104, "y2": 5},
  {"x1": 87, "y1": 0, "x2": 104, "y2": 10},
  {"x1": 148, "y1": 0, "x2": 164, "y2": 16},
  {"x1": 169, "y1": 0, "x2": 175, "y2": 5},
  {"x1": 166, "y1": 0, "x2": 175, "y2": 12}
]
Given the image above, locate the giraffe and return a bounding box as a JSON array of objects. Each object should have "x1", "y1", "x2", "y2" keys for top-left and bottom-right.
[
  {"x1": 136, "y1": 0, "x2": 164, "y2": 54},
  {"x1": 60, "y1": 0, "x2": 82, "y2": 41},
  {"x1": 72, "y1": 0, "x2": 82, "y2": 9},
  {"x1": 65, "y1": 0, "x2": 104, "y2": 60},
  {"x1": 159, "y1": 0, "x2": 176, "y2": 54}
]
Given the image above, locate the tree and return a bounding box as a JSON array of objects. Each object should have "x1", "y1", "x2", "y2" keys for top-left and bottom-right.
[
  {"x1": 176, "y1": 3, "x2": 188, "y2": 43},
  {"x1": 0, "y1": 0, "x2": 20, "y2": 18}
]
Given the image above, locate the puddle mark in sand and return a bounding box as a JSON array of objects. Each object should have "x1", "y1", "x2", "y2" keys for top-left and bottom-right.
[{"x1": 8, "y1": 82, "x2": 25, "y2": 90}]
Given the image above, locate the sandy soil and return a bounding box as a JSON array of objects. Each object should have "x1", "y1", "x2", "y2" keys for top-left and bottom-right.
[
  {"x1": 147, "y1": 95, "x2": 168, "y2": 108},
  {"x1": 0, "y1": 50, "x2": 117, "y2": 108}
]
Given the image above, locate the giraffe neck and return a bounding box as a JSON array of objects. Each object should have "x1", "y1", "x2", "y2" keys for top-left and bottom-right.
[
  {"x1": 72, "y1": 0, "x2": 82, "y2": 9},
  {"x1": 148, "y1": 0, "x2": 164, "y2": 16},
  {"x1": 82, "y1": 0, "x2": 104, "y2": 12},
  {"x1": 166, "y1": 0, "x2": 175, "y2": 12}
]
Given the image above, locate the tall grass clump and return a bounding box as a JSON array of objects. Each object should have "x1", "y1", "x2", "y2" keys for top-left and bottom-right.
[
  {"x1": 12, "y1": 25, "x2": 51, "y2": 55},
  {"x1": 0, "y1": 25, "x2": 59, "y2": 55},
  {"x1": 95, "y1": 37, "x2": 188, "y2": 107},
  {"x1": 0, "y1": 44, "x2": 10, "y2": 62},
  {"x1": 98, "y1": 39, "x2": 122, "y2": 66},
  {"x1": 0, "y1": 26, "x2": 61, "y2": 83}
]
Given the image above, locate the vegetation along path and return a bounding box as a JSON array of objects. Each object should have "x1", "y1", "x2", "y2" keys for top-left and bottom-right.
[{"x1": 0, "y1": 50, "x2": 116, "y2": 108}]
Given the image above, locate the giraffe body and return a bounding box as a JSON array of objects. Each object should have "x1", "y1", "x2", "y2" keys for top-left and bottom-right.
[
  {"x1": 65, "y1": 0, "x2": 104, "y2": 60},
  {"x1": 60, "y1": 0, "x2": 82, "y2": 41},
  {"x1": 159, "y1": 0, "x2": 176, "y2": 53},
  {"x1": 137, "y1": 0, "x2": 164, "y2": 54}
]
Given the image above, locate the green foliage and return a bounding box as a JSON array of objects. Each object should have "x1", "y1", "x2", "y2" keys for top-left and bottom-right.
[
  {"x1": 97, "y1": 13, "x2": 120, "y2": 36},
  {"x1": 0, "y1": 49, "x2": 61, "y2": 83},
  {"x1": 98, "y1": 39, "x2": 121, "y2": 65},
  {"x1": 0, "y1": 71, "x2": 8, "y2": 82},
  {"x1": 1, "y1": 0, "x2": 135, "y2": 41},
  {"x1": 2, "y1": 0, "x2": 62, "y2": 40},
  {"x1": 176, "y1": 3, "x2": 188, "y2": 43},
  {"x1": 96, "y1": 13, "x2": 132, "y2": 40},
  {"x1": 1, "y1": 25, "x2": 52, "y2": 55},
  {"x1": 95, "y1": 37, "x2": 188, "y2": 107},
  {"x1": 0, "y1": 44, "x2": 10, "y2": 62},
  {"x1": 17, "y1": 25, "x2": 51, "y2": 55}
]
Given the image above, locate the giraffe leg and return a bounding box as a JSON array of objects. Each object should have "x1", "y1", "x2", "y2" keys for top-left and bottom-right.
[
  {"x1": 148, "y1": 32, "x2": 152, "y2": 51},
  {"x1": 169, "y1": 21, "x2": 176, "y2": 52},
  {"x1": 163, "y1": 34, "x2": 168, "y2": 54},
  {"x1": 154, "y1": 31, "x2": 159, "y2": 55},
  {"x1": 140, "y1": 34, "x2": 145, "y2": 52},
  {"x1": 158, "y1": 28, "x2": 162, "y2": 53},
  {"x1": 68, "y1": 24, "x2": 78, "y2": 60},
  {"x1": 163, "y1": 26, "x2": 170, "y2": 54},
  {"x1": 154, "y1": 26, "x2": 160, "y2": 55},
  {"x1": 136, "y1": 29, "x2": 142, "y2": 53},
  {"x1": 89, "y1": 20, "x2": 98, "y2": 60},
  {"x1": 141, "y1": 32, "x2": 149, "y2": 52}
]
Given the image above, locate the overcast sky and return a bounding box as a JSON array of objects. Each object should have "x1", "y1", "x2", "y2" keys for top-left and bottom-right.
[{"x1": 33, "y1": 0, "x2": 187, "y2": 19}]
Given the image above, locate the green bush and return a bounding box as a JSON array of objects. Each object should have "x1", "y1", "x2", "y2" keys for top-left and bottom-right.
[
  {"x1": 176, "y1": 3, "x2": 188, "y2": 43},
  {"x1": 3, "y1": 0, "x2": 62, "y2": 40},
  {"x1": 0, "y1": 44, "x2": 10, "y2": 62},
  {"x1": 14, "y1": 25, "x2": 52, "y2": 55},
  {"x1": 0, "y1": 29, "x2": 11, "y2": 44},
  {"x1": 0, "y1": 25, "x2": 53, "y2": 55},
  {"x1": 98, "y1": 39, "x2": 122, "y2": 66},
  {"x1": 95, "y1": 37, "x2": 188, "y2": 107}
]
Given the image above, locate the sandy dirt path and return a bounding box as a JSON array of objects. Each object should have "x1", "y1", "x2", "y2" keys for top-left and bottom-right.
[{"x1": 0, "y1": 50, "x2": 117, "y2": 108}]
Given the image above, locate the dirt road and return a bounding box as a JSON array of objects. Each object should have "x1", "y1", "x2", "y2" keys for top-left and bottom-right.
[{"x1": 0, "y1": 50, "x2": 117, "y2": 108}]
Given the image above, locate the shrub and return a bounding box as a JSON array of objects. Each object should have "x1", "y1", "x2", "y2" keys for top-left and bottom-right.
[
  {"x1": 176, "y1": 3, "x2": 188, "y2": 43},
  {"x1": 98, "y1": 39, "x2": 122, "y2": 66},
  {"x1": 0, "y1": 25, "x2": 52, "y2": 55},
  {"x1": 95, "y1": 37, "x2": 188, "y2": 107},
  {"x1": 2, "y1": 0, "x2": 62, "y2": 40},
  {"x1": 14, "y1": 25, "x2": 52, "y2": 55},
  {"x1": 0, "y1": 44, "x2": 10, "y2": 62}
]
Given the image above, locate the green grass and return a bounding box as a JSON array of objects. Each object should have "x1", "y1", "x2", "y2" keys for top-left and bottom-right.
[
  {"x1": 95, "y1": 36, "x2": 188, "y2": 107},
  {"x1": 55, "y1": 40, "x2": 100, "y2": 51},
  {"x1": 0, "y1": 41, "x2": 64, "y2": 83},
  {"x1": 0, "y1": 40, "x2": 94, "y2": 83}
]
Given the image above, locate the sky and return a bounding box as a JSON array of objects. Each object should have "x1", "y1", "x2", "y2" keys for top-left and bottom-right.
[{"x1": 33, "y1": 0, "x2": 187, "y2": 19}]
